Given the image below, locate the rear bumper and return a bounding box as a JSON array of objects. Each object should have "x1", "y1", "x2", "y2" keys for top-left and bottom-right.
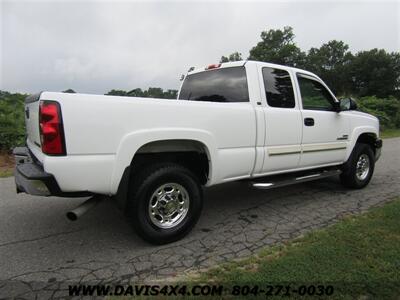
[
  {"x1": 15, "y1": 163, "x2": 53, "y2": 196},
  {"x1": 13, "y1": 147, "x2": 91, "y2": 197},
  {"x1": 375, "y1": 138, "x2": 382, "y2": 162}
]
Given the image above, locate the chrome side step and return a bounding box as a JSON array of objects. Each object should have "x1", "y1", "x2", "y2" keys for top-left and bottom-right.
[{"x1": 251, "y1": 169, "x2": 341, "y2": 190}]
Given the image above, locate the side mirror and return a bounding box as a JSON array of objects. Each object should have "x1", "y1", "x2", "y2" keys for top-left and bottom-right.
[
  {"x1": 332, "y1": 101, "x2": 341, "y2": 112},
  {"x1": 340, "y1": 98, "x2": 358, "y2": 111},
  {"x1": 350, "y1": 99, "x2": 358, "y2": 110}
]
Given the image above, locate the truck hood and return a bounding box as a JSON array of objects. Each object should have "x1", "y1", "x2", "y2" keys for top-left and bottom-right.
[
  {"x1": 343, "y1": 110, "x2": 380, "y2": 135},
  {"x1": 345, "y1": 110, "x2": 379, "y2": 122}
]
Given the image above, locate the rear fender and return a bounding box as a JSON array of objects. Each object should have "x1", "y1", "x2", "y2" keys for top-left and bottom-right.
[{"x1": 110, "y1": 128, "x2": 217, "y2": 194}]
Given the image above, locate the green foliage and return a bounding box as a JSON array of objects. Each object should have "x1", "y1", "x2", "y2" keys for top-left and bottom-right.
[
  {"x1": 105, "y1": 89, "x2": 128, "y2": 96},
  {"x1": 357, "y1": 96, "x2": 400, "y2": 129},
  {"x1": 305, "y1": 40, "x2": 354, "y2": 96},
  {"x1": 62, "y1": 89, "x2": 76, "y2": 93},
  {"x1": 0, "y1": 168, "x2": 13, "y2": 178},
  {"x1": 0, "y1": 87, "x2": 179, "y2": 151},
  {"x1": 0, "y1": 91, "x2": 26, "y2": 151},
  {"x1": 380, "y1": 128, "x2": 400, "y2": 139},
  {"x1": 249, "y1": 26, "x2": 306, "y2": 67},
  {"x1": 224, "y1": 27, "x2": 400, "y2": 97},
  {"x1": 1, "y1": 26, "x2": 400, "y2": 150},
  {"x1": 195, "y1": 198, "x2": 400, "y2": 299},
  {"x1": 220, "y1": 52, "x2": 242, "y2": 63},
  {"x1": 105, "y1": 87, "x2": 178, "y2": 99},
  {"x1": 350, "y1": 49, "x2": 400, "y2": 98}
]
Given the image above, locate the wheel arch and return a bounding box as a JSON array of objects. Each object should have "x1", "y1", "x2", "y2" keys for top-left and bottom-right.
[
  {"x1": 129, "y1": 139, "x2": 211, "y2": 185},
  {"x1": 346, "y1": 126, "x2": 379, "y2": 161},
  {"x1": 110, "y1": 129, "x2": 217, "y2": 208},
  {"x1": 356, "y1": 132, "x2": 379, "y2": 152}
]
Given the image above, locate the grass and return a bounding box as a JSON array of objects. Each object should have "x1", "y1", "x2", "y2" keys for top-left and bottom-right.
[
  {"x1": 109, "y1": 199, "x2": 400, "y2": 299},
  {"x1": 380, "y1": 128, "x2": 400, "y2": 139},
  {"x1": 187, "y1": 198, "x2": 400, "y2": 299},
  {"x1": 0, "y1": 153, "x2": 14, "y2": 178}
]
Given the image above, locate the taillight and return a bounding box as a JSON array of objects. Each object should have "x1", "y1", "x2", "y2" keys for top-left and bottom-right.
[
  {"x1": 39, "y1": 100, "x2": 66, "y2": 155},
  {"x1": 205, "y1": 63, "x2": 221, "y2": 70}
]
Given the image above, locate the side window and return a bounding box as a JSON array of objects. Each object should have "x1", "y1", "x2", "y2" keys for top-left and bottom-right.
[
  {"x1": 262, "y1": 67, "x2": 295, "y2": 108},
  {"x1": 297, "y1": 75, "x2": 335, "y2": 111}
]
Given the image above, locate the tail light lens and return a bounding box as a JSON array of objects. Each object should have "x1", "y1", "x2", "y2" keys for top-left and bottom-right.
[{"x1": 39, "y1": 100, "x2": 66, "y2": 155}]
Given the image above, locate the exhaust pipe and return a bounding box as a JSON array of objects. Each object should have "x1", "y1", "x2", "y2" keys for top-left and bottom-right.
[{"x1": 66, "y1": 196, "x2": 103, "y2": 221}]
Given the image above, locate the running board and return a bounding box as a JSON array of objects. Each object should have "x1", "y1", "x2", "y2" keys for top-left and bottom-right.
[{"x1": 251, "y1": 169, "x2": 341, "y2": 190}]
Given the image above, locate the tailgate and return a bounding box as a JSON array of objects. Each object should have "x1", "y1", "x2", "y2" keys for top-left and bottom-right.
[{"x1": 25, "y1": 93, "x2": 41, "y2": 147}]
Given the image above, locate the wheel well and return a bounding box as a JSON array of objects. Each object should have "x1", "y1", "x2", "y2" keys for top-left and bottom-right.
[
  {"x1": 113, "y1": 140, "x2": 210, "y2": 211},
  {"x1": 356, "y1": 133, "x2": 377, "y2": 153},
  {"x1": 130, "y1": 140, "x2": 210, "y2": 185}
]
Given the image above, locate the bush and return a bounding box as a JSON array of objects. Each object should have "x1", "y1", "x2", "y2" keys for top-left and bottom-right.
[
  {"x1": 0, "y1": 91, "x2": 26, "y2": 152},
  {"x1": 357, "y1": 96, "x2": 400, "y2": 129},
  {"x1": 0, "y1": 90, "x2": 399, "y2": 152}
]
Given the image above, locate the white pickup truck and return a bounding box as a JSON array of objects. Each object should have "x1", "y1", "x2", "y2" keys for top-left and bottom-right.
[{"x1": 14, "y1": 60, "x2": 382, "y2": 244}]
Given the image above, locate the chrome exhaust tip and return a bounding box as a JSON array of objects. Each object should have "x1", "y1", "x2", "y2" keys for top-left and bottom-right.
[{"x1": 66, "y1": 196, "x2": 102, "y2": 221}]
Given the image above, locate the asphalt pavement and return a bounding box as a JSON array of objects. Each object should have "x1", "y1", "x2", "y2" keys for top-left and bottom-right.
[{"x1": 1, "y1": 138, "x2": 399, "y2": 298}]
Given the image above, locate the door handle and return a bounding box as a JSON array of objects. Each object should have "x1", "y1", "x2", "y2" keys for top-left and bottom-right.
[{"x1": 304, "y1": 118, "x2": 314, "y2": 126}]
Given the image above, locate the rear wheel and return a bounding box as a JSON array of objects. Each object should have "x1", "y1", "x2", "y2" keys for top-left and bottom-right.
[
  {"x1": 127, "y1": 163, "x2": 203, "y2": 244},
  {"x1": 340, "y1": 143, "x2": 375, "y2": 189}
]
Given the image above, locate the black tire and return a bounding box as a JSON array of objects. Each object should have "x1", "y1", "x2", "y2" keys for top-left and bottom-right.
[
  {"x1": 340, "y1": 143, "x2": 375, "y2": 189},
  {"x1": 127, "y1": 163, "x2": 203, "y2": 244}
]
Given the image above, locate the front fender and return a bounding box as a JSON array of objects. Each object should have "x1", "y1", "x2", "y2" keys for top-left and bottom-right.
[{"x1": 346, "y1": 126, "x2": 379, "y2": 161}]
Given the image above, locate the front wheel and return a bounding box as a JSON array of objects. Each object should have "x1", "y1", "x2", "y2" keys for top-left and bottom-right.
[
  {"x1": 127, "y1": 163, "x2": 203, "y2": 244},
  {"x1": 340, "y1": 143, "x2": 375, "y2": 189}
]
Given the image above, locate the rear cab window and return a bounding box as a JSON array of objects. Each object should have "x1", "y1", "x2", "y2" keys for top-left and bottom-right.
[
  {"x1": 262, "y1": 67, "x2": 295, "y2": 108},
  {"x1": 178, "y1": 67, "x2": 249, "y2": 103}
]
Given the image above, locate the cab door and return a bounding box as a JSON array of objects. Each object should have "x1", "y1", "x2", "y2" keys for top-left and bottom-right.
[
  {"x1": 296, "y1": 73, "x2": 350, "y2": 167},
  {"x1": 259, "y1": 66, "x2": 303, "y2": 174}
]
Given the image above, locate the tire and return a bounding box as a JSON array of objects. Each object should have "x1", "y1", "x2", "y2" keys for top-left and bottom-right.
[
  {"x1": 340, "y1": 143, "x2": 375, "y2": 189},
  {"x1": 127, "y1": 163, "x2": 203, "y2": 244}
]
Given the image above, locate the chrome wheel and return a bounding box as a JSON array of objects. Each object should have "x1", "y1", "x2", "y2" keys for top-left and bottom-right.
[
  {"x1": 356, "y1": 154, "x2": 370, "y2": 181},
  {"x1": 148, "y1": 183, "x2": 190, "y2": 229}
]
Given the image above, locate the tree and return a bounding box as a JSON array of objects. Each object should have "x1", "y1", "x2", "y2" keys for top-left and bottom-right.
[
  {"x1": 62, "y1": 89, "x2": 76, "y2": 93},
  {"x1": 127, "y1": 88, "x2": 144, "y2": 97},
  {"x1": 305, "y1": 40, "x2": 354, "y2": 96},
  {"x1": 248, "y1": 26, "x2": 306, "y2": 67},
  {"x1": 105, "y1": 88, "x2": 178, "y2": 99},
  {"x1": 349, "y1": 49, "x2": 400, "y2": 97},
  {"x1": 163, "y1": 89, "x2": 178, "y2": 99},
  {"x1": 0, "y1": 91, "x2": 26, "y2": 150},
  {"x1": 220, "y1": 52, "x2": 242, "y2": 63},
  {"x1": 105, "y1": 89, "x2": 128, "y2": 96},
  {"x1": 145, "y1": 87, "x2": 165, "y2": 98}
]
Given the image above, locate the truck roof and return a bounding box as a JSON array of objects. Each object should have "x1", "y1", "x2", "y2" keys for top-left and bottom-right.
[{"x1": 187, "y1": 60, "x2": 320, "y2": 80}]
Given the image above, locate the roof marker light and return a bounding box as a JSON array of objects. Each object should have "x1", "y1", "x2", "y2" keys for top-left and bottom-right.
[{"x1": 205, "y1": 63, "x2": 221, "y2": 70}]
